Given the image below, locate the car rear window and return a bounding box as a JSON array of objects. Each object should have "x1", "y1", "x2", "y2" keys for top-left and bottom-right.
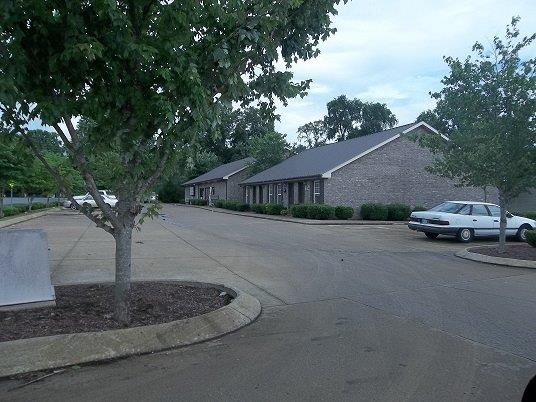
[{"x1": 429, "y1": 202, "x2": 464, "y2": 213}]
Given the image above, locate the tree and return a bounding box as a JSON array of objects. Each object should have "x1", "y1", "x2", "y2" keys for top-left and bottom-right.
[
  {"x1": 0, "y1": 1, "x2": 344, "y2": 324},
  {"x1": 297, "y1": 120, "x2": 327, "y2": 148},
  {"x1": 0, "y1": 130, "x2": 25, "y2": 217},
  {"x1": 27, "y1": 129, "x2": 65, "y2": 155},
  {"x1": 321, "y1": 95, "x2": 397, "y2": 141},
  {"x1": 249, "y1": 131, "x2": 287, "y2": 174},
  {"x1": 419, "y1": 17, "x2": 536, "y2": 252},
  {"x1": 415, "y1": 109, "x2": 450, "y2": 135}
]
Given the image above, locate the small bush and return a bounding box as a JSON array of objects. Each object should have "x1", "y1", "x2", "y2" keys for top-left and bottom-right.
[
  {"x1": 214, "y1": 200, "x2": 225, "y2": 208},
  {"x1": 189, "y1": 199, "x2": 208, "y2": 206},
  {"x1": 265, "y1": 203, "x2": 284, "y2": 215},
  {"x1": 32, "y1": 202, "x2": 47, "y2": 210},
  {"x1": 2, "y1": 206, "x2": 18, "y2": 217},
  {"x1": 412, "y1": 205, "x2": 427, "y2": 212},
  {"x1": 251, "y1": 204, "x2": 266, "y2": 214},
  {"x1": 290, "y1": 204, "x2": 308, "y2": 218},
  {"x1": 387, "y1": 203, "x2": 412, "y2": 221},
  {"x1": 526, "y1": 230, "x2": 536, "y2": 247},
  {"x1": 334, "y1": 205, "x2": 354, "y2": 220},
  {"x1": 280, "y1": 209, "x2": 289, "y2": 216},
  {"x1": 360, "y1": 203, "x2": 388, "y2": 220},
  {"x1": 13, "y1": 205, "x2": 28, "y2": 213}
]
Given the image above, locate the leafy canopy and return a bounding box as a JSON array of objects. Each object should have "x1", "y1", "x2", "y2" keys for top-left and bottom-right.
[{"x1": 419, "y1": 17, "x2": 536, "y2": 202}]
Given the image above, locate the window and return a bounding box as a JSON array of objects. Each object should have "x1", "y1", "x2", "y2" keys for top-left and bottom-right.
[
  {"x1": 211, "y1": 187, "x2": 215, "y2": 196},
  {"x1": 268, "y1": 184, "x2": 273, "y2": 203},
  {"x1": 313, "y1": 180, "x2": 320, "y2": 203},
  {"x1": 471, "y1": 204, "x2": 490, "y2": 216},
  {"x1": 457, "y1": 204, "x2": 471, "y2": 215},
  {"x1": 189, "y1": 187, "x2": 195, "y2": 197},
  {"x1": 245, "y1": 187, "x2": 249, "y2": 203},
  {"x1": 277, "y1": 184, "x2": 282, "y2": 204},
  {"x1": 487, "y1": 205, "x2": 501, "y2": 217}
]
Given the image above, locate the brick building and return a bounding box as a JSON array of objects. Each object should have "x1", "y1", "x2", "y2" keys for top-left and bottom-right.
[
  {"x1": 183, "y1": 157, "x2": 254, "y2": 204},
  {"x1": 240, "y1": 122, "x2": 496, "y2": 213}
]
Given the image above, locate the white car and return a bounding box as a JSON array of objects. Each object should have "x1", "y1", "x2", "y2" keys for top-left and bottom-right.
[
  {"x1": 77, "y1": 194, "x2": 118, "y2": 209},
  {"x1": 408, "y1": 201, "x2": 535, "y2": 242},
  {"x1": 63, "y1": 190, "x2": 116, "y2": 209}
]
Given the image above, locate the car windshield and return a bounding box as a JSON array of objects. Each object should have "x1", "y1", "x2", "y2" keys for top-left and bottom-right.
[{"x1": 428, "y1": 202, "x2": 464, "y2": 213}]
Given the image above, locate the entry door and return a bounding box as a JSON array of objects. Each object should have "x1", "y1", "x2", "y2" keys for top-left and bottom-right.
[
  {"x1": 288, "y1": 183, "x2": 294, "y2": 205},
  {"x1": 471, "y1": 204, "x2": 495, "y2": 236},
  {"x1": 298, "y1": 183, "x2": 304, "y2": 203}
]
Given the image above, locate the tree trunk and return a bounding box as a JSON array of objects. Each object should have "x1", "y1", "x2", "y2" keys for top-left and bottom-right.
[
  {"x1": 114, "y1": 225, "x2": 133, "y2": 325},
  {"x1": 498, "y1": 192, "x2": 507, "y2": 254}
]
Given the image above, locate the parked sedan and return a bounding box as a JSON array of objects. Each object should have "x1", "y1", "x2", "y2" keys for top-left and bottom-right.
[
  {"x1": 63, "y1": 190, "x2": 116, "y2": 209},
  {"x1": 76, "y1": 194, "x2": 118, "y2": 209},
  {"x1": 408, "y1": 201, "x2": 535, "y2": 242}
]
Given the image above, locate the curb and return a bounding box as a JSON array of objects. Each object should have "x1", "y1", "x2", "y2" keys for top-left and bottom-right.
[
  {"x1": 456, "y1": 248, "x2": 536, "y2": 269},
  {"x1": 0, "y1": 208, "x2": 61, "y2": 229},
  {"x1": 0, "y1": 283, "x2": 261, "y2": 377},
  {"x1": 177, "y1": 204, "x2": 402, "y2": 226}
]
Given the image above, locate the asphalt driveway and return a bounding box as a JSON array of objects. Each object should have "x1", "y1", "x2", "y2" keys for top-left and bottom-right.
[{"x1": 1, "y1": 205, "x2": 535, "y2": 401}]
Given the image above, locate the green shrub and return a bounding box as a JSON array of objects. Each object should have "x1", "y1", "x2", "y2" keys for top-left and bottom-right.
[
  {"x1": 251, "y1": 204, "x2": 266, "y2": 214},
  {"x1": 280, "y1": 209, "x2": 289, "y2": 216},
  {"x1": 263, "y1": 203, "x2": 283, "y2": 215},
  {"x1": 13, "y1": 205, "x2": 28, "y2": 213},
  {"x1": 32, "y1": 202, "x2": 47, "y2": 210},
  {"x1": 235, "y1": 202, "x2": 249, "y2": 212},
  {"x1": 387, "y1": 203, "x2": 411, "y2": 221},
  {"x1": 189, "y1": 199, "x2": 208, "y2": 206},
  {"x1": 360, "y1": 203, "x2": 388, "y2": 220},
  {"x1": 2, "y1": 206, "x2": 18, "y2": 217},
  {"x1": 412, "y1": 205, "x2": 427, "y2": 212},
  {"x1": 290, "y1": 204, "x2": 308, "y2": 218},
  {"x1": 214, "y1": 200, "x2": 225, "y2": 208},
  {"x1": 526, "y1": 230, "x2": 536, "y2": 247},
  {"x1": 334, "y1": 205, "x2": 354, "y2": 220}
]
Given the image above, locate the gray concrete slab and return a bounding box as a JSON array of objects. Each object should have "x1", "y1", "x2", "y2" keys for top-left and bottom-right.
[{"x1": 1, "y1": 206, "x2": 535, "y2": 400}]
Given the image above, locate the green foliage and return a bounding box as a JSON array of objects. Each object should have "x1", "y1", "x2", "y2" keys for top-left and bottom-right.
[
  {"x1": 290, "y1": 203, "x2": 334, "y2": 219},
  {"x1": 280, "y1": 209, "x2": 289, "y2": 216},
  {"x1": 264, "y1": 203, "x2": 285, "y2": 215},
  {"x1": 297, "y1": 120, "x2": 327, "y2": 149},
  {"x1": 214, "y1": 200, "x2": 249, "y2": 211},
  {"x1": 290, "y1": 204, "x2": 309, "y2": 218},
  {"x1": 418, "y1": 17, "x2": 536, "y2": 203},
  {"x1": 26, "y1": 130, "x2": 65, "y2": 155},
  {"x1": 324, "y1": 95, "x2": 398, "y2": 141},
  {"x1": 249, "y1": 131, "x2": 287, "y2": 174},
  {"x1": 189, "y1": 199, "x2": 208, "y2": 206},
  {"x1": 387, "y1": 203, "x2": 412, "y2": 221},
  {"x1": 360, "y1": 203, "x2": 389, "y2": 220},
  {"x1": 526, "y1": 230, "x2": 536, "y2": 247},
  {"x1": 250, "y1": 203, "x2": 267, "y2": 214},
  {"x1": 334, "y1": 205, "x2": 354, "y2": 220},
  {"x1": 157, "y1": 179, "x2": 184, "y2": 203}
]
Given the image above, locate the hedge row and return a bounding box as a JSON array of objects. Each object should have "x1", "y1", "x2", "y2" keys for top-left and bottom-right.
[
  {"x1": 1, "y1": 202, "x2": 59, "y2": 218},
  {"x1": 290, "y1": 204, "x2": 354, "y2": 220},
  {"x1": 250, "y1": 203, "x2": 285, "y2": 215},
  {"x1": 360, "y1": 203, "x2": 415, "y2": 221},
  {"x1": 214, "y1": 200, "x2": 249, "y2": 211},
  {"x1": 526, "y1": 230, "x2": 536, "y2": 248},
  {"x1": 188, "y1": 198, "x2": 208, "y2": 206}
]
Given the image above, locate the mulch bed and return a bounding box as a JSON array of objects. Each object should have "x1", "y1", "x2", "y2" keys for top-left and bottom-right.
[
  {"x1": 469, "y1": 244, "x2": 536, "y2": 261},
  {"x1": 0, "y1": 282, "x2": 232, "y2": 342}
]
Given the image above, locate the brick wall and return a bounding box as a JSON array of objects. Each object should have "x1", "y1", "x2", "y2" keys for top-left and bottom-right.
[
  {"x1": 324, "y1": 136, "x2": 498, "y2": 211},
  {"x1": 227, "y1": 169, "x2": 252, "y2": 202}
]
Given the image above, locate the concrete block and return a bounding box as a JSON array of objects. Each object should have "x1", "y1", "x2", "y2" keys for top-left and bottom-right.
[{"x1": 0, "y1": 229, "x2": 55, "y2": 308}]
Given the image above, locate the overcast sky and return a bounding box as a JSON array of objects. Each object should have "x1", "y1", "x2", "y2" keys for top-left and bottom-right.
[{"x1": 276, "y1": 0, "x2": 536, "y2": 142}]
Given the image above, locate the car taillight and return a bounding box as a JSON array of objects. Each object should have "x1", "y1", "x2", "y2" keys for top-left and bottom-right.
[{"x1": 429, "y1": 219, "x2": 449, "y2": 225}]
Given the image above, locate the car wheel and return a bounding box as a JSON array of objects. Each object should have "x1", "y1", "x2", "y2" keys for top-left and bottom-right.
[
  {"x1": 425, "y1": 232, "x2": 439, "y2": 240},
  {"x1": 70, "y1": 203, "x2": 77, "y2": 210},
  {"x1": 516, "y1": 224, "x2": 532, "y2": 242},
  {"x1": 456, "y1": 228, "x2": 474, "y2": 243}
]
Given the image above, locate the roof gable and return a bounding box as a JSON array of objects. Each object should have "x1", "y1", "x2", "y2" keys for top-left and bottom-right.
[
  {"x1": 183, "y1": 157, "x2": 254, "y2": 186},
  {"x1": 242, "y1": 123, "x2": 437, "y2": 185}
]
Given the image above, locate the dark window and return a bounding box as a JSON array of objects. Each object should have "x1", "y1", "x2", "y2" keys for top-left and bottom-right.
[
  {"x1": 471, "y1": 204, "x2": 490, "y2": 216},
  {"x1": 487, "y1": 205, "x2": 500, "y2": 217},
  {"x1": 457, "y1": 204, "x2": 471, "y2": 215}
]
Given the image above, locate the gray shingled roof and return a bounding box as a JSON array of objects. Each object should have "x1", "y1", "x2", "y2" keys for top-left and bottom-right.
[
  {"x1": 183, "y1": 157, "x2": 254, "y2": 186},
  {"x1": 242, "y1": 123, "x2": 417, "y2": 185}
]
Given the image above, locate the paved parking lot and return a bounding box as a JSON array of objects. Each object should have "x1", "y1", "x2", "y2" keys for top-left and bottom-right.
[{"x1": 2, "y1": 205, "x2": 536, "y2": 401}]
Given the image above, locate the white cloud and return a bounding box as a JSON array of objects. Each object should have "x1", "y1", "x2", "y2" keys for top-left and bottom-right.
[{"x1": 276, "y1": 0, "x2": 536, "y2": 140}]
